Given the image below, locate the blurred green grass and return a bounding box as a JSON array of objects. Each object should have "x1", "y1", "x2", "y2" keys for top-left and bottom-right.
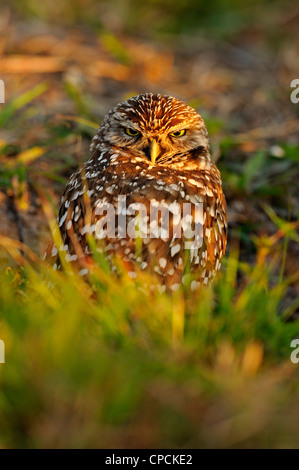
[
  {"x1": 0, "y1": 229, "x2": 298, "y2": 448},
  {"x1": 9, "y1": 0, "x2": 297, "y2": 43}
]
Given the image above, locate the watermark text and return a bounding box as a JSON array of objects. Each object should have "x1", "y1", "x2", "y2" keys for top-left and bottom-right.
[
  {"x1": 0, "y1": 340, "x2": 5, "y2": 363},
  {"x1": 290, "y1": 339, "x2": 299, "y2": 364},
  {"x1": 94, "y1": 196, "x2": 203, "y2": 250},
  {"x1": 290, "y1": 79, "x2": 299, "y2": 104},
  {"x1": 0, "y1": 79, "x2": 5, "y2": 104}
]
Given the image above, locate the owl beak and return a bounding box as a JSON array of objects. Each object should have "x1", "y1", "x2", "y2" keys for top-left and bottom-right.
[{"x1": 149, "y1": 139, "x2": 160, "y2": 165}]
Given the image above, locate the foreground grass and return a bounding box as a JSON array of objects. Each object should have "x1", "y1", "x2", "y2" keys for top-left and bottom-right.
[{"x1": 0, "y1": 235, "x2": 298, "y2": 449}]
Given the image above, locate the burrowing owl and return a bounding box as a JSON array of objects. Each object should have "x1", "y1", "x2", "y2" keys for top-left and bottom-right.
[{"x1": 50, "y1": 93, "x2": 227, "y2": 291}]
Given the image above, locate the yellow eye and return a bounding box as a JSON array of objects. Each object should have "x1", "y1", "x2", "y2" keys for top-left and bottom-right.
[
  {"x1": 170, "y1": 129, "x2": 187, "y2": 138},
  {"x1": 124, "y1": 128, "x2": 140, "y2": 137}
]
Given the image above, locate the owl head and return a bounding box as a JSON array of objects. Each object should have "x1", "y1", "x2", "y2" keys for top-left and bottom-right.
[{"x1": 91, "y1": 93, "x2": 211, "y2": 169}]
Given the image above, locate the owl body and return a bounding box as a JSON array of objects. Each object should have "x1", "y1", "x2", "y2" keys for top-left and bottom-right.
[{"x1": 53, "y1": 94, "x2": 227, "y2": 290}]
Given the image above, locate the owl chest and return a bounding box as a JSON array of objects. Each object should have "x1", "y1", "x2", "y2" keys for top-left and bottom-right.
[{"x1": 81, "y1": 166, "x2": 224, "y2": 280}]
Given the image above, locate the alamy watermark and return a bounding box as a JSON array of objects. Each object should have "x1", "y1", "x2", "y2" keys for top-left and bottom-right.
[
  {"x1": 290, "y1": 339, "x2": 299, "y2": 364},
  {"x1": 0, "y1": 340, "x2": 4, "y2": 363},
  {"x1": 94, "y1": 196, "x2": 203, "y2": 250},
  {"x1": 0, "y1": 79, "x2": 5, "y2": 104},
  {"x1": 290, "y1": 79, "x2": 299, "y2": 104}
]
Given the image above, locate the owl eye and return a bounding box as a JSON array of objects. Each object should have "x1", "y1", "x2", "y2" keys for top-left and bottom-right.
[
  {"x1": 124, "y1": 128, "x2": 140, "y2": 137},
  {"x1": 169, "y1": 129, "x2": 187, "y2": 138}
]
